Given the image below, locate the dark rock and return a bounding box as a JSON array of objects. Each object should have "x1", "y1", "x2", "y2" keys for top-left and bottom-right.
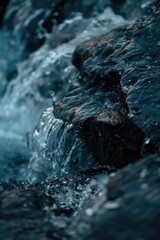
[
  {"x1": 0, "y1": 172, "x2": 108, "y2": 240},
  {"x1": 111, "y1": 0, "x2": 159, "y2": 19},
  {"x1": 54, "y1": 86, "x2": 144, "y2": 169},
  {"x1": 0, "y1": 1, "x2": 160, "y2": 239},
  {"x1": 70, "y1": 6, "x2": 160, "y2": 150},
  {"x1": 88, "y1": 154, "x2": 160, "y2": 240}
]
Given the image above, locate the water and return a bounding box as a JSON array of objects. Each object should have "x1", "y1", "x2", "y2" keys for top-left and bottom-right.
[
  {"x1": 27, "y1": 107, "x2": 97, "y2": 182},
  {"x1": 0, "y1": 30, "x2": 23, "y2": 98},
  {"x1": 0, "y1": 6, "x2": 129, "y2": 182},
  {"x1": 0, "y1": 8, "x2": 127, "y2": 237}
]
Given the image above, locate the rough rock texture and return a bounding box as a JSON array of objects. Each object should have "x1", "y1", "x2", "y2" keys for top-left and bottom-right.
[
  {"x1": 0, "y1": 156, "x2": 159, "y2": 239},
  {"x1": 88, "y1": 154, "x2": 160, "y2": 240},
  {"x1": 75, "y1": 10, "x2": 160, "y2": 146},
  {"x1": 0, "y1": 0, "x2": 160, "y2": 239},
  {"x1": 0, "y1": 172, "x2": 108, "y2": 240},
  {"x1": 55, "y1": 3, "x2": 160, "y2": 169},
  {"x1": 111, "y1": 0, "x2": 159, "y2": 19},
  {"x1": 54, "y1": 86, "x2": 144, "y2": 169}
]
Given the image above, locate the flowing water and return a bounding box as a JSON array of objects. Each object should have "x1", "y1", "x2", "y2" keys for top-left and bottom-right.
[
  {"x1": 0, "y1": 5, "x2": 130, "y2": 239},
  {"x1": 1, "y1": 2, "x2": 154, "y2": 239},
  {"x1": 0, "y1": 6, "x2": 129, "y2": 183},
  {"x1": 0, "y1": 1, "x2": 159, "y2": 239}
]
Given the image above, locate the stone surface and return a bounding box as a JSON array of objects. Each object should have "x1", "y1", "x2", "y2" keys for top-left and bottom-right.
[
  {"x1": 54, "y1": 86, "x2": 144, "y2": 169},
  {"x1": 0, "y1": 0, "x2": 160, "y2": 239},
  {"x1": 0, "y1": 172, "x2": 108, "y2": 240},
  {"x1": 54, "y1": 4, "x2": 160, "y2": 170},
  {"x1": 88, "y1": 154, "x2": 160, "y2": 240}
]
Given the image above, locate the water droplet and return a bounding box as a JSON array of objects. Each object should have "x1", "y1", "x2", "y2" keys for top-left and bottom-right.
[
  {"x1": 128, "y1": 113, "x2": 134, "y2": 118},
  {"x1": 33, "y1": 129, "x2": 39, "y2": 137},
  {"x1": 145, "y1": 138, "x2": 151, "y2": 145},
  {"x1": 76, "y1": 185, "x2": 83, "y2": 192}
]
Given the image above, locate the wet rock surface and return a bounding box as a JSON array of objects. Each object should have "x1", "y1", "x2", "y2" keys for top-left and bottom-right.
[
  {"x1": 0, "y1": 0, "x2": 160, "y2": 239},
  {"x1": 75, "y1": 10, "x2": 160, "y2": 147},
  {"x1": 87, "y1": 154, "x2": 160, "y2": 240}
]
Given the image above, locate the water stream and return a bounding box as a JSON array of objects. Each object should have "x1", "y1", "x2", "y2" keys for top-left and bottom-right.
[{"x1": 0, "y1": 6, "x2": 128, "y2": 183}]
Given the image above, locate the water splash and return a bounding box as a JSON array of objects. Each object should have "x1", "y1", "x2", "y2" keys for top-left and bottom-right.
[
  {"x1": 27, "y1": 107, "x2": 97, "y2": 182},
  {"x1": 0, "y1": 7, "x2": 129, "y2": 182},
  {"x1": 0, "y1": 7, "x2": 128, "y2": 138}
]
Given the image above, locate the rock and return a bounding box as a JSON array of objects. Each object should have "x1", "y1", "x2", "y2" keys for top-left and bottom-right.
[
  {"x1": 111, "y1": 0, "x2": 159, "y2": 19},
  {"x1": 54, "y1": 3, "x2": 160, "y2": 170},
  {"x1": 0, "y1": 172, "x2": 108, "y2": 240},
  {"x1": 88, "y1": 154, "x2": 160, "y2": 240},
  {"x1": 54, "y1": 86, "x2": 144, "y2": 169},
  {"x1": 0, "y1": 0, "x2": 160, "y2": 239},
  {"x1": 69, "y1": 5, "x2": 160, "y2": 153}
]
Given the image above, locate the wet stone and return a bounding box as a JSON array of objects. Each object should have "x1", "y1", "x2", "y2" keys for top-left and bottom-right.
[
  {"x1": 87, "y1": 154, "x2": 160, "y2": 240},
  {"x1": 0, "y1": 0, "x2": 160, "y2": 239},
  {"x1": 54, "y1": 86, "x2": 144, "y2": 169},
  {"x1": 70, "y1": 6, "x2": 160, "y2": 149}
]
